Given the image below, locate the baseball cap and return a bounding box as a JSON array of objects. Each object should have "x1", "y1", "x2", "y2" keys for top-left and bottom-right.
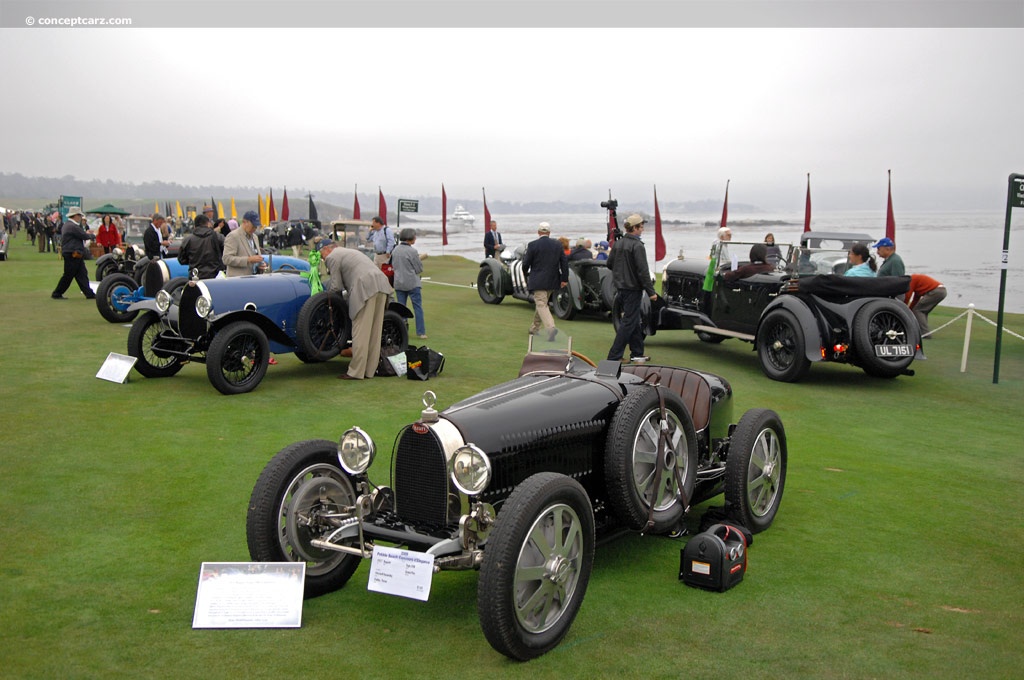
[
  {"x1": 873, "y1": 237, "x2": 894, "y2": 248},
  {"x1": 242, "y1": 210, "x2": 260, "y2": 226},
  {"x1": 538, "y1": 222, "x2": 551, "y2": 233},
  {"x1": 625, "y1": 214, "x2": 645, "y2": 228}
]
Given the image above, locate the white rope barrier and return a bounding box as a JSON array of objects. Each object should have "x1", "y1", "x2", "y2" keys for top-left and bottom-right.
[{"x1": 919, "y1": 304, "x2": 1023, "y2": 373}]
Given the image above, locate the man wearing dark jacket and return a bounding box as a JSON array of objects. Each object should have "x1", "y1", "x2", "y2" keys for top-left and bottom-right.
[
  {"x1": 521, "y1": 222, "x2": 568, "y2": 341},
  {"x1": 606, "y1": 214, "x2": 658, "y2": 362},
  {"x1": 50, "y1": 207, "x2": 96, "y2": 300},
  {"x1": 143, "y1": 213, "x2": 170, "y2": 259},
  {"x1": 178, "y1": 214, "x2": 225, "y2": 279}
]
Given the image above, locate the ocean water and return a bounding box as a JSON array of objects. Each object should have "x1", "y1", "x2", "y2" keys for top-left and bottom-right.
[{"x1": 401, "y1": 210, "x2": 1024, "y2": 315}]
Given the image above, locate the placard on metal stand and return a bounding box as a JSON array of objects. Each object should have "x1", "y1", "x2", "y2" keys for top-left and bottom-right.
[
  {"x1": 994, "y1": 173, "x2": 1023, "y2": 384},
  {"x1": 96, "y1": 352, "x2": 137, "y2": 383}
]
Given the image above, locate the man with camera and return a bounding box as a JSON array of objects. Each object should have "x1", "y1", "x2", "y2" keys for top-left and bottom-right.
[{"x1": 606, "y1": 214, "x2": 658, "y2": 363}]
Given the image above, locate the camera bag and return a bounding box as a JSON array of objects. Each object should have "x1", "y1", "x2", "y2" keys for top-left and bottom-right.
[{"x1": 679, "y1": 523, "x2": 748, "y2": 592}]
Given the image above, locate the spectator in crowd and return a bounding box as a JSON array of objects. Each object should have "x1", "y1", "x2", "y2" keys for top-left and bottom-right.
[
  {"x1": 178, "y1": 213, "x2": 225, "y2": 279},
  {"x1": 143, "y1": 213, "x2": 170, "y2": 259},
  {"x1": 212, "y1": 217, "x2": 230, "y2": 238},
  {"x1": 484, "y1": 220, "x2": 504, "y2": 258},
  {"x1": 569, "y1": 238, "x2": 593, "y2": 261},
  {"x1": 764, "y1": 232, "x2": 783, "y2": 266},
  {"x1": 50, "y1": 207, "x2": 96, "y2": 300},
  {"x1": 227, "y1": 218, "x2": 239, "y2": 233},
  {"x1": 558, "y1": 236, "x2": 571, "y2": 257},
  {"x1": 97, "y1": 215, "x2": 121, "y2": 254},
  {"x1": 607, "y1": 214, "x2": 658, "y2": 362},
  {"x1": 287, "y1": 221, "x2": 305, "y2": 257},
  {"x1": 845, "y1": 243, "x2": 877, "y2": 277},
  {"x1": 905, "y1": 273, "x2": 947, "y2": 336},
  {"x1": 521, "y1": 222, "x2": 568, "y2": 342},
  {"x1": 222, "y1": 210, "x2": 264, "y2": 276},
  {"x1": 42, "y1": 213, "x2": 56, "y2": 254},
  {"x1": 874, "y1": 237, "x2": 905, "y2": 277},
  {"x1": 391, "y1": 227, "x2": 428, "y2": 339},
  {"x1": 319, "y1": 239, "x2": 395, "y2": 380},
  {"x1": 595, "y1": 240, "x2": 609, "y2": 261},
  {"x1": 725, "y1": 243, "x2": 774, "y2": 282},
  {"x1": 367, "y1": 216, "x2": 395, "y2": 266}
]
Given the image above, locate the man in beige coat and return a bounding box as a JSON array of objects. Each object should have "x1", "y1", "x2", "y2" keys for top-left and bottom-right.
[
  {"x1": 320, "y1": 240, "x2": 394, "y2": 380},
  {"x1": 222, "y1": 210, "x2": 264, "y2": 276}
]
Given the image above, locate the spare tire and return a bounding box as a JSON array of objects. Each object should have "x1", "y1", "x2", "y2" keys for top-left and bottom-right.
[
  {"x1": 852, "y1": 298, "x2": 917, "y2": 378},
  {"x1": 296, "y1": 291, "x2": 350, "y2": 361}
]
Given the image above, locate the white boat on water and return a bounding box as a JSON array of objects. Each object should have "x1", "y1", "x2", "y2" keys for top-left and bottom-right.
[{"x1": 448, "y1": 204, "x2": 475, "y2": 228}]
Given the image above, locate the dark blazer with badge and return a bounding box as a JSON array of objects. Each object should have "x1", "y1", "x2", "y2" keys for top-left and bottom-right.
[{"x1": 521, "y1": 235, "x2": 568, "y2": 292}]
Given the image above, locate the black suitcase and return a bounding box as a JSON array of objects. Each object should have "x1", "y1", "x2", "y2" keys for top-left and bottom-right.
[{"x1": 679, "y1": 523, "x2": 748, "y2": 592}]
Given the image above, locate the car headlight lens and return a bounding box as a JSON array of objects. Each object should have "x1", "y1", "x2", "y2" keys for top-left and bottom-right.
[
  {"x1": 155, "y1": 289, "x2": 171, "y2": 312},
  {"x1": 338, "y1": 427, "x2": 375, "y2": 475},
  {"x1": 195, "y1": 294, "x2": 212, "y2": 318},
  {"x1": 450, "y1": 445, "x2": 491, "y2": 496}
]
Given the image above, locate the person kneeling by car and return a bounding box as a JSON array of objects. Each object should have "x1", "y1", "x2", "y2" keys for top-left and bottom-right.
[{"x1": 319, "y1": 239, "x2": 395, "y2": 380}]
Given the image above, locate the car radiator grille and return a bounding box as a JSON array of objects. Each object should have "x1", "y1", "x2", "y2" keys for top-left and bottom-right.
[{"x1": 393, "y1": 427, "x2": 449, "y2": 528}]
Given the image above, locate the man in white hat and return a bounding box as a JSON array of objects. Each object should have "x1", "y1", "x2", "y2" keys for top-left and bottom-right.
[
  {"x1": 521, "y1": 221, "x2": 568, "y2": 341},
  {"x1": 50, "y1": 207, "x2": 96, "y2": 300}
]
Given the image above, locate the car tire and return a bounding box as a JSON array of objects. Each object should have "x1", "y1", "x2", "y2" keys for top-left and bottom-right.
[
  {"x1": 293, "y1": 350, "x2": 319, "y2": 364},
  {"x1": 725, "y1": 408, "x2": 787, "y2": 533},
  {"x1": 756, "y1": 309, "x2": 811, "y2": 382},
  {"x1": 600, "y1": 272, "x2": 616, "y2": 311},
  {"x1": 296, "y1": 291, "x2": 350, "y2": 361},
  {"x1": 604, "y1": 387, "x2": 697, "y2": 533},
  {"x1": 127, "y1": 311, "x2": 182, "y2": 378},
  {"x1": 162, "y1": 276, "x2": 188, "y2": 302},
  {"x1": 94, "y1": 255, "x2": 118, "y2": 282},
  {"x1": 852, "y1": 299, "x2": 916, "y2": 378},
  {"x1": 552, "y1": 287, "x2": 577, "y2": 320},
  {"x1": 381, "y1": 309, "x2": 409, "y2": 350},
  {"x1": 477, "y1": 267, "x2": 504, "y2": 304},
  {"x1": 246, "y1": 439, "x2": 362, "y2": 598},
  {"x1": 206, "y1": 321, "x2": 270, "y2": 395},
  {"x1": 478, "y1": 472, "x2": 595, "y2": 661},
  {"x1": 696, "y1": 330, "x2": 727, "y2": 344},
  {"x1": 96, "y1": 273, "x2": 140, "y2": 324},
  {"x1": 132, "y1": 258, "x2": 151, "y2": 285}
]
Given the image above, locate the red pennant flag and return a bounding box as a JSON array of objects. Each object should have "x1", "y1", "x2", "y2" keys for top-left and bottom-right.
[
  {"x1": 441, "y1": 184, "x2": 448, "y2": 246},
  {"x1": 378, "y1": 187, "x2": 387, "y2": 224},
  {"x1": 885, "y1": 169, "x2": 896, "y2": 243},
  {"x1": 720, "y1": 180, "x2": 730, "y2": 229},
  {"x1": 803, "y1": 173, "x2": 812, "y2": 233},
  {"x1": 352, "y1": 185, "x2": 361, "y2": 220},
  {"x1": 482, "y1": 188, "x2": 491, "y2": 237},
  {"x1": 281, "y1": 188, "x2": 290, "y2": 221},
  {"x1": 269, "y1": 188, "x2": 277, "y2": 222},
  {"x1": 607, "y1": 198, "x2": 616, "y2": 245},
  {"x1": 653, "y1": 185, "x2": 666, "y2": 262}
]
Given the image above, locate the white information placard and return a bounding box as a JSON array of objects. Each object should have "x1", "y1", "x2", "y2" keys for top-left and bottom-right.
[
  {"x1": 192, "y1": 562, "x2": 305, "y2": 628},
  {"x1": 96, "y1": 352, "x2": 137, "y2": 383},
  {"x1": 367, "y1": 545, "x2": 435, "y2": 602}
]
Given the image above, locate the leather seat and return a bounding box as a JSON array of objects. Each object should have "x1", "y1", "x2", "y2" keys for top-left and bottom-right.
[{"x1": 620, "y1": 364, "x2": 712, "y2": 431}]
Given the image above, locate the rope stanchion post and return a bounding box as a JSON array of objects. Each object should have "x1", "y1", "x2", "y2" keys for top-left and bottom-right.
[{"x1": 960, "y1": 304, "x2": 975, "y2": 373}]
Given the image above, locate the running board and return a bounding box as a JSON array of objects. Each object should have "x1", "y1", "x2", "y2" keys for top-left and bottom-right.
[{"x1": 693, "y1": 325, "x2": 755, "y2": 342}]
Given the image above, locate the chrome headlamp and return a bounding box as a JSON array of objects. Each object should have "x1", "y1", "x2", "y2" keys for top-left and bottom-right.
[
  {"x1": 195, "y1": 294, "x2": 212, "y2": 318},
  {"x1": 338, "y1": 427, "x2": 375, "y2": 475},
  {"x1": 450, "y1": 444, "x2": 492, "y2": 496},
  {"x1": 155, "y1": 289, "x2": 172, "y2": 312}
]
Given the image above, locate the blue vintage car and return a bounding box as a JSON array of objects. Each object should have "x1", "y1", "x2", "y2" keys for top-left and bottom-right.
[
  {"x1": 125, "y1": 270, "x2": 410, "y2": 394},
  {"x1": 95, "y1": 253, "x2": 310, "y2": 324}
]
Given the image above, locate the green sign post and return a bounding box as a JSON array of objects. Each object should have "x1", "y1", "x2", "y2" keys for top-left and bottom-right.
[
  {"x1": 993, "y1": 173, "x2": 1023, "y2": 384},
  {"x1": 58, "y1": 195, "x2": 82, "y2": 222},
  {"x1": 396, "y1": 199, "x2": 419, "y2": 229}
]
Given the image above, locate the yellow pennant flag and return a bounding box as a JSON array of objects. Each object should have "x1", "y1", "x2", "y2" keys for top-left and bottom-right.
[
  {"x1": 262, "y1": 194, "x2": 269, "y2": 226},
  {"x1": 154, "y1": 201, "x2": 160, "y2": 214},
  {"x1": 176, "y1": 200, "x2": 183, "y2": 219},
  {"x1": 218, "y1": 202, "x2": 225, "y2": 219},
  {"x1": 257, "y1": 193, "x2": 263, "y2": 224},
  {"x1": 230, "y1": 197, "x2": 237, "y2": 219}
]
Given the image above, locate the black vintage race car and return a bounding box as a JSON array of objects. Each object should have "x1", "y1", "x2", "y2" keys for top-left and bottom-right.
[
  {"x1": 246, "y1": 337, "x2": 787, "y2": 660},
  {"x1": 477, "y1": 246, "x2": 616, "y2": 321},
  {"x1": 639, "y1": 238, "x2": 924, "y2": 382}
]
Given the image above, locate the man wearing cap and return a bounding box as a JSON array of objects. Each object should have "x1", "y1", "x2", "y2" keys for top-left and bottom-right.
[
  {"x1": 143, "y1": 213, "x2": 170, "y2": 260},
  {"x1": 367, "y1": 216, "x2": 396, "y2": 266},
  {"x1": 874, "y1": 237, "x2": 905, "y2": 277},
  {"x1": 223, "y1": 210, "x2": 265, "y2": 276},
  {"x1": 319, "y1": 240, "x2": 395, "y2": 380},
  {"x1": 50, "y1": 207, "x2": 96, "y2": 300},
  {"x1": 607, "y1": 214, "x2": 658, "y2": 363},
  {"x1": 595, "y1": 240, "x2": 609, "y2": 261},
  {"x1": 521, "y1": 222, "x2": 568, "y2": 342}
]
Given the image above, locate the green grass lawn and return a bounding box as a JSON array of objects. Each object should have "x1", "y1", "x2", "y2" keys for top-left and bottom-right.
[{"x1": 1, "y1": 236, "x2": 1022, "y2": 679}]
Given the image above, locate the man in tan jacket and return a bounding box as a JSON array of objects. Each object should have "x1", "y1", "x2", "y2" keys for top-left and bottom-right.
[
  {"x1": 319, "y1": 239, "x2": 394, "y2": 380},
  {"x1": 222, "y1": 210, "x2": 264, "y2": 276}
]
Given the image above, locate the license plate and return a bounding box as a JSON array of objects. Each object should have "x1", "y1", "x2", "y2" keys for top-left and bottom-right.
[{"x1": 875, "y1": 344, "x2": 912, "y2": 357}]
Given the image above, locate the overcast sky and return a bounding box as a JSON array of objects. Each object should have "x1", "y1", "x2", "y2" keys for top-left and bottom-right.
[{"x1": 1, "y1": 25, "x2": 1021, "y2": 211}]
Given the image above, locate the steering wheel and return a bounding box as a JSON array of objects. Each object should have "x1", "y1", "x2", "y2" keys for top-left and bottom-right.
[{"x1": 571, "y1": 350, "x2": 597, "y2": 367}]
